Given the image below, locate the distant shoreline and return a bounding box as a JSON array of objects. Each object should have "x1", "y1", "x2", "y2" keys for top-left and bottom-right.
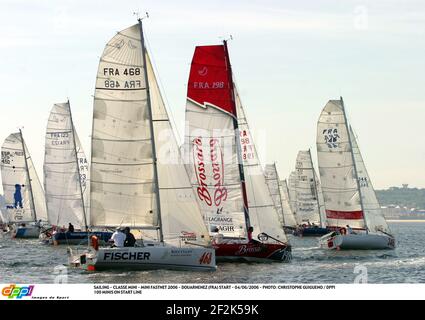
[{"x1": 387, "y1": 219, "x2": 425, "y2": 223}]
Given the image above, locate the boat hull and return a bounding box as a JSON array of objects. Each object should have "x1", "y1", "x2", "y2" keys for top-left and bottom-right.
[
  {"x1": 294, "y1": 227, "x2": 330, "y2": 237},
  {"x1": 69, "y1": 245, "x2": 216, "y2": 272},
  {"x1": 13, "y1": 226, "x2": 40, "y2": 239},
  {"x1": 320, "y1": 232, "x2": 395, "y2": 250},
  {"x1": 214, "y1": 241, "x2": 292, "y2": 262},
  {"x1": 50, "y1": 231, "x2": 112, "y2": 245}
]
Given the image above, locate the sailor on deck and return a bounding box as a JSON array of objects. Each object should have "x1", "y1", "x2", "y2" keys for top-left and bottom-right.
[{"x1": 110, "y1": 227, "x2": 126, "y2": 248}]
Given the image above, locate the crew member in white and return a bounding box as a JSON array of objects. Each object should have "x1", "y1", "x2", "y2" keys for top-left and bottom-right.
[{"x1": 109, "y1": 227, "x2": 126, "y2": 248}]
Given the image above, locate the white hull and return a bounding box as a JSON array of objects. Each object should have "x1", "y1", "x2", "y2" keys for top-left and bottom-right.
[
  {"x1": 69, "y1": 244, "x2": 216, "y2": 272},
  {"x1": 320, "y1": 232, "x2": 395, "y2": 250}
]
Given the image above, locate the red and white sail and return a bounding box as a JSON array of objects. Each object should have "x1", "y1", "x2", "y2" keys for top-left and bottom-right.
[
  {"x1": 184, "y1": 45, "x2": 246, "y2": 238},
  {"x1": 316, "y1": 100, "x2": 365, "y2": 230}
]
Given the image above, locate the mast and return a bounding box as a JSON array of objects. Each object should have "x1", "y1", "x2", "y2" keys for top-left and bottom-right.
[
  {"x1": 19, "y1": 129, "x2": 37, "y2": 222},
  {"x1": 308, "y1": 149, "x2": 323, "y2": 227},
  {"x1": 68, "y1": 100, "x2": 88, "y2": 231},
  {"x1": 340, "y1": 97, "x2": 368, "y2": 233},
  {"x1": 138, "y1": 18, "x2": 164, "y2": 243},
  {"x1": 223, "y1": 40, "x2": 252, "y2": 235}
]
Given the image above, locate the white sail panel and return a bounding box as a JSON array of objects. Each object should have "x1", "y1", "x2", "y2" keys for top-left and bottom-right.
[
  {"x1": 185, "y1": 100, "x2": 246, "y2": 238},
  {"x1": 26, "y1": 146, "x2": 48, "y2": 222},
  {"x1": 264, "y1": 164, "x2": 284, "y2": 226},
  {"x1": 294, "y1": 150, "x2": 323, "y2": 226},
  {"x1": 349, "y1": 127, "x2": 390, "y2": 234},
  {"x1": 90, "y1": 24, "x2": 156, "y2": 228},
  {"x1": 236, "y1": 92, "x2": 288, "y2": 243},
  {"x1": 316, "y1": 100, "x2": 365, "y2": 229},
  {"x1": 75, "y1": 132, "x2": 90, "y2": 225},
  {"x1": 146, "y1": 53, "x2": 210, "y2": 245},
  {"x1": 44, "y1": 102, "x2": 86, "y2": 229},
  {"x1": 280, "y1": 179, "x2": 298, "y2": 228},
  {"x1": 288, "y1": 171, "x2": 297, "y2": 222}
]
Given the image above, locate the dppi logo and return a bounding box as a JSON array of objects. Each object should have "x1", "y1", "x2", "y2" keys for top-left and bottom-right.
[
  {"x1": 2, "y1": 284, "x2": 34, "y2": 299},
  {"x1": 323, "y1": 128, "x2": 340, "y2": 149}
]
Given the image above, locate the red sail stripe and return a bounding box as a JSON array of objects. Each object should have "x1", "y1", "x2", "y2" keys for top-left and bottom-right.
[
  {"x1": 187, "y1": 45, "x2": 235, "y2": 116},
  {"x1": 326, "y1": 210, "x2": 364, "y2": 220}
]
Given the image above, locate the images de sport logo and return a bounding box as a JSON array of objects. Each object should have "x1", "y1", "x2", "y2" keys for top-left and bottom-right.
[{"x1": 2, "y1": 284, "x2": 34, "y2": 299}]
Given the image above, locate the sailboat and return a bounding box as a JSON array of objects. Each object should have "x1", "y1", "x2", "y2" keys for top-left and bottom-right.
[
  {"x1": 43, "y1": 101, "x2": 112, "y2": 245},
  {"x1": 185, "y1": 42, "x2": 291, "y2": 262},
  {"x1": 317, "y1": 98, "x2": 395, "y2": 250},
  {"x1": 293, "y1": 150, "x2": 329, "y2": 236},
  {"x1": 0, "y1": 130, "x2": 48, "y2": 238},
  {"x1": 264, "y1": 164, "x2": 297, "y2": 232},
  {"x1": 68, "y1": 20, "x2": 216, "y2": 271}
]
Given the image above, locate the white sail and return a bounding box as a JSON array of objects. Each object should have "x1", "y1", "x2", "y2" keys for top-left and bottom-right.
[
  {"x1": 349, "y1": 126, "x2": 390, "y2": 234},
  {"x1": 44, "y1": 102, "x2": 87, "y2": 229},
  {"x1": 280, "y1": 179, "x2": 298, "y2": 228},
  {"x1": 0, "y1": 195, "x2": 8, "y2": 223},
  {"x1": 294, "y1": 150, "x2": 322, "y2": 226},
  {"x1": 236, "y1": 94, "x2": 288, "y2": 243},
  {"x1": 146, "y1": 54, "x2": 210, "y2": 245},
  {"x1": 264, "y1": 164, "x2": 284, "y2": 226},
  {"x1": 1, "y1": 133, "x2": 47, "y2": 223},
  {"x1": 91, "y1": 24, "x2": 209, "y2": 245},
  {"x1": 75, "y1": 133, "x2": 90, "y2": 224},
  {"x1": 316, "y1": 100, "x2": 365, "y2": 230},
  {"x1": 288, "y1": 171, "x2": 298, "y2": 222}
]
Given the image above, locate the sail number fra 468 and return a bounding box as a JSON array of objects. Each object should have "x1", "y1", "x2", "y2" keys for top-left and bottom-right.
[{"x1": 102, "y1": 67, "x2": 142, "y2": 89}]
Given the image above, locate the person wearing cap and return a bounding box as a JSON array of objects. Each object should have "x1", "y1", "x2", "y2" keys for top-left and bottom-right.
[
  {"x1": 109, "y1": 227, "x2": 126, "y2": 248},
  {"x1": 123, "y1": 227, "x2": 136, "y2": 247}
]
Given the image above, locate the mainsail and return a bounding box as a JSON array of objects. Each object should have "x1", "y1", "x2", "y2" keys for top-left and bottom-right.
[
  {"x1": 90, "y1": 23, "x2": 209, "y2": 245},
  {"x1": 1, "y1": 132, "x2": 47, "y2": 223},
  {"x1": 316, "y1": 99, "x2": 365, "y2": 230},
  {"x1": 288, "y1": 170, "x2": 298, "y2": 222},
  {"x1": 349, "y1": 126, "x2": 390, "y2": 233},
  {"x1": 294, "y1": 150, "x2": 325, "y2": 227},
  {"x1": 280, "y1": 179, "x2": 298, "y2": 228},
  {"x1": 44, "y1": 102, "x2": 88, "y2": 229},
  {"x1": 236, "y1": 93, "x2": 288, "y2": 243},
  {"x1": 264, "y1": 164, "x2": 285, "y2": 226},
  {"x1": 184, "y1": 44, "x2": 247, "y2": 238}
]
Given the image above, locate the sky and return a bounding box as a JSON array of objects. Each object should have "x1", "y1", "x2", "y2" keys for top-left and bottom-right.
[{"x1": 0, "y1": 0, "x2": 424, "y2": 191}]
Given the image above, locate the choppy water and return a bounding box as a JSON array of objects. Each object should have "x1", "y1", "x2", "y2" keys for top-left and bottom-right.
[{"x1": 0, "y1": 222, "x2": 424, "y2": 284}]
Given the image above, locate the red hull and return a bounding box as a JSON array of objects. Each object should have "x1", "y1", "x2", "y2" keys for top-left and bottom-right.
[{"x1": 213, "y1": 241, "x2": 292, "y2": 262}]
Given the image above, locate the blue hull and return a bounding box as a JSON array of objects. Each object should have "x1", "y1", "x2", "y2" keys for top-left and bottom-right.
[
  {"x1": 295, "y1": 227, "x2": 330, "y2": 237},
  {"x1": 52, "y1": 231, "x2": 112, "y2": 245}
]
